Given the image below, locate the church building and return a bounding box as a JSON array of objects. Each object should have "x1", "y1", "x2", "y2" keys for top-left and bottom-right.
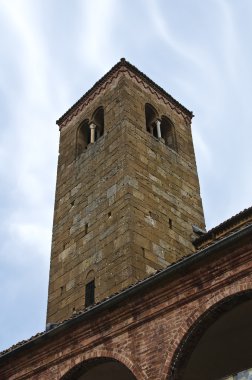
[{"x1": 1, "y1": 59, "x2": 252, "y2": 380}]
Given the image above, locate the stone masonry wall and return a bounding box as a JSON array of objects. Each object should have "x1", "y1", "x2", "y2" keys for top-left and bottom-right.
[
  {"x1": 122, "y1": 74, "x2": 205, "y2": 278},
  {"x1": 47, "y1": 70, "x2": 205, "y2": 324},
  {"x1": 47, "y1": 74, "x2": 134, "y2": 323}
]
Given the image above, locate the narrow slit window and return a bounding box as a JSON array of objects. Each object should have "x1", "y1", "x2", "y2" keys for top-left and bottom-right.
[
  {"x1": 85, "y1": 280, "x2": 95, "y2": 307},
  {"x1": 169, "y1": 218, "x2": 173, "y2": 229},
  {"x1": 85, "y1": 223, "x2": 88, "y2": 235}
]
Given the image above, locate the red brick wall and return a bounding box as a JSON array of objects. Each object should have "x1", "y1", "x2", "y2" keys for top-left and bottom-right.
[{"x1": 1, "y1": 235, "x2": 252, "y2": 380}]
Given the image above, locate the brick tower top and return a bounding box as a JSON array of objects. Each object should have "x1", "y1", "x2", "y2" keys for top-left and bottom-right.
[{"x1": 47, "y1": 59, "x2": 205, "y2": 324}]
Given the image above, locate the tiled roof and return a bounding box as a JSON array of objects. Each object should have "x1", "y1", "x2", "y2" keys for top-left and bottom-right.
[
  {"x1": 194, "y1": 205, "x2": 252, "y2": 249},
  {"x1": 0, "y1": 332, "x2": 45, "y2": 357},
  {"x1": 56, "y1": 58, "x2": 193, "y2": 127}
]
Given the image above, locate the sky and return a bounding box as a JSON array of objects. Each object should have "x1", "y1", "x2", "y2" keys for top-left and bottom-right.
[{"x1": 0, "y1": 0, "x2": 252, "y2": 352}]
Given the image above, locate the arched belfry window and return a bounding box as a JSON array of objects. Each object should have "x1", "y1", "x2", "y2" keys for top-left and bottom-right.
[
  {"x1": 145, "y1": 104, "x2": 177, "y2": 151},
  {"x1": 76, "y1": 119, "x2": 90, "y2": 156},
  {"x1": 76, "y1": 107, "x2": 104, "y2": 157},
  {"x1": 160, "y1": 116, "x2": 177, "y2": 151},
  {"x1": 145, "y1": 103, "x2": 158, "y2": 138},
  {"x1": 92, "y1": 106, "x2": 104, "y2": 141}
]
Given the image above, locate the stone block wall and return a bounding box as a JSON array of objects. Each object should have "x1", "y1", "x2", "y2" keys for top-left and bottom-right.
[
  {"x1": 47, "y1": 69, "x2": 205, "y2": 324},
  {"x1": 122, "y1": 74, "x2": 205, "y2": 278},
  {"x1": 47, "y1": 74, "x2": 134, "y2": 322}
]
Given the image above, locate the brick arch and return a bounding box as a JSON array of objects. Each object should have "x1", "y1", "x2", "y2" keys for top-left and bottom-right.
[
  {"x1": 60, "y1": 349, "x2": 147, "y2": 380},
  {"x1": 160, "y1": 279, "x2": 252, "y2": 380}
]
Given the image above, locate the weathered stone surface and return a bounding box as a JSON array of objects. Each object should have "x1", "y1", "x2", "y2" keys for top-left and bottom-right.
[{"x1": 46, "y1": 69, "x2": 205, "y2": 324}]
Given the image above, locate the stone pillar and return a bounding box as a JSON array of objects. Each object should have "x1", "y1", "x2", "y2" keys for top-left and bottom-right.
[
  {"x1": 156, "y1": 119, "x2": 161, "y2": 139},
  {"x1": 90, "y1": 123, "x2": 96, "y2": 144}
]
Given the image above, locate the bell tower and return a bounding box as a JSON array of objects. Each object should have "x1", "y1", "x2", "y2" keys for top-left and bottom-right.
[{"x1": 46, "y1": 59, "x2": 205, "y2": 323}]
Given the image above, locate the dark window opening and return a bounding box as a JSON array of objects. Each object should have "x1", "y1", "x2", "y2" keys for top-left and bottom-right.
[
  {"x1": 108, "y1": 211, "x2": 112, "y2": 218},
  {"x1": 169, "y1": 218, "x2": 173, "y2": 229},
  {"x1": 145, "y1": 103, "x2": 158, "y2": 137},
  {"x1": 160, "y1": 116, "x2": 177, "y2": 151},
  {"x1": 85, "y1": 280, "x2": 95, "y2": 307},
  {"x1": 85, "y1": 223, "x2": 88, "y2": 235},
  {"x1": 76, "y1": 119, "x2": 90, "y2": 156},
  {"x1": 92, "y1": 106, "x2": 104, "y2": 141},
  {"x1": 76, "y1": 107, "x2": 104, "y2": 157}
]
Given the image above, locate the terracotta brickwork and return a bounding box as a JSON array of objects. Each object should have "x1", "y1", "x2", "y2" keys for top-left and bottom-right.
[
  {"x1": 1, "y1": 227, "x2": 251, "y2": 380},
  {"x1": 47, "y1": 61, "x2": 205, "y2": 323}
]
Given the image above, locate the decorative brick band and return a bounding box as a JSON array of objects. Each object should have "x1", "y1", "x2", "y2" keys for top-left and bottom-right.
[{"x1": 59, "y1": 66, "x2": 191, "y2": 130}]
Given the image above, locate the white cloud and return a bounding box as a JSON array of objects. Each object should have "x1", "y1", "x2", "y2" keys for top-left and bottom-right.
[
  {"x1": 146, "y1": 0, "x2": 214, "y2": 71},
  {"x1": 216, "y1": 0, "x2": 239, "y2": 81},
  {"x1": 192, "y1": 127, "x2": 212, "y2": 168},
  {"x1": 0, "y1": 1, "x2": 58, "y2": 272},
  {"x1": 77, "y1": 0, "x2": 118, "y2": 72},
  {"x1": 10, "y1": 221, "x2": 51, "y2": 253},
  {"x1": 1, "y1": 0, "x2": 49, "y2": 100}
]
